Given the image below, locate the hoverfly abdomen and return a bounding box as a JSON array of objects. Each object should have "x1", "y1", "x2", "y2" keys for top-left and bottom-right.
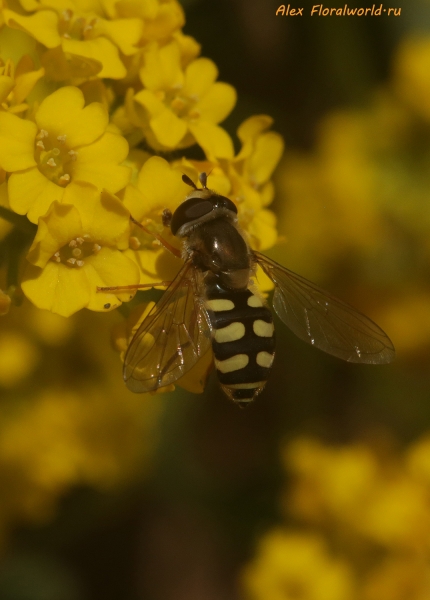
[{"x1": 205, "y1": 280, "x2": 275, "y2": 405}]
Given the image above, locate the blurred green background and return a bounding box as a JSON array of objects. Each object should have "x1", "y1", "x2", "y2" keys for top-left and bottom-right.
[{"x1": 2, "y1": 1, "x2": 430, "y2": 599}]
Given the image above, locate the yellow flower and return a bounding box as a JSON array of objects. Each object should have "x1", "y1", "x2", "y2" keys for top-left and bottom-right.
[
  {"x1": 0, "y1": 56, "x2": 44, "y2": 114},
  {"x1": 122, "y1": 155, "x2": 191, "y2": 285},
  {"x1": 174, "y1": 115, "x2": 284, "y2": 253},
  {"x1": 100, "y1": 0, "x2": 185, "y2": 45},
  {"x1": 0, "y1": 86, "x2": 130, "y2": 223},
  {"x1": 241, "y1": 530, "x2": 354, "y2": 600},
  {"x1": 221, "y1": 115, "x2": 284, "y2": 250},
  {"x1": 129, "y1": 41, "x2": 236, "y2": 154},
  {"x1": 21, "y1": 183, "x2": 140, "y2": 317},
  {"x1": 4, "y1": 2, "x2": 143, "y2": 81}
]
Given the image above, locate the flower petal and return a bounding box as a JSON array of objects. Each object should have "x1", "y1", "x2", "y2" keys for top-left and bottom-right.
[
  {"x1": 71, "y1": 131, "x2": 130, "y2": 192},
  {"x1": 94, "y1": 17, "x2": 143, "y2": 56},
  {"x1": 4, "y1": 9, "x2": 61, "y2": 48},
  {"x1": 134, "y1": 88, "x2": 165, "y2": 117},
  {"x1": 62, "y1": 37, "x2": 126, "y2": 79},
  {"x1": 36, "y1": 86, "x2": 108, "y2": 148},
  {"x1": 238, "y1": 115, "x2": 274, "y2": 145},
  {"x1": 21, "y1": 261, "x2": 90, "y2": 317},
  {"x1": 125, "y1": 246, "x2": 181, "y2": 285},
  {"x1": 135, "y1": 156, "x2": 189, "y2": 212},
  {"x1": 84, "y1": 247, "x2": 140, "y2": 311},
  {"x1": 194, "y1": 82, "x2": 236, "y2": 124},
  {"x1": 26, "y1": 201, "x2": 83, "y2": 268},
  {"x1": 150, "y1": 108, "x2": 188, "y2": 148},
  {"x1": 183, "y1": 58, "x2": 218, "y2": 96},
  {"x1": 247, "y1": 209, "x2": 278, "y2": 251},
  {"x1": 140, "y1": 41, "x2": 183, "y2": 90},
  {"x1": 0, "y1": 111, "x2": 37, "y2": 171},
  {"x1": 122, "y1": 184, "x2": 146, "y2": 220},
  {"x1": 8, "y1": 168, "x2": 65, "y2": 223},
  {"x1": 64, "y1": 184, "x2": 131, "y2": 249},
  {"x1": 188, "y1": 122, "x2": 234, "y2": 160},
  {"x1": 41, "y1": 46, "x2": 102, "y2": 82},
  {"x1": 248, "y1": 132, "x2": 284, "y2": 184},
  {"x1": 13, "y1": 66, "x2": 45, "y2": 105},
  {"x1": 0, "y1": 75, "x2": 14, "y2": 104}
]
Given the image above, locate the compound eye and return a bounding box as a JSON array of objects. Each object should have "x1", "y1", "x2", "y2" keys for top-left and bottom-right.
[
  {"x1": 170, "y1": 198, "x2": 214, "y2": 235},
  {"x1": 219, "y1": 196, "x2": 237, "y2": 214}
]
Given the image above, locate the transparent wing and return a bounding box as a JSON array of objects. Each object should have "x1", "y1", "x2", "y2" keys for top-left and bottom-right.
[
  {"x1": 254, "y1": 252, "x2": 395, "y2": 364},
  {"x1": 124, "y1": 261, "x2": 212, "y2": 392}
]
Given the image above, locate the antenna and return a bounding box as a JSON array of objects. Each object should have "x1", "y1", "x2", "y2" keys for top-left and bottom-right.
[
  {"x1": 199, "y1": 172, "x2": 208, "y2": 189},
  {"x1": 182, "y1": 174, "x2": 197, "y2": 189}
]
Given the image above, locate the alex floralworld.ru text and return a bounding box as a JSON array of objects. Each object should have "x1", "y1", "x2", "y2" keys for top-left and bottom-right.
[{"x1": 276, "y1": 4, "x2": 402, "y2": 16}]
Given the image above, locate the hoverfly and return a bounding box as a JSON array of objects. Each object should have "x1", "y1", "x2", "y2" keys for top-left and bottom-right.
[{"x1": 110, "y1": 173, "x2": 395, "y2": 406}]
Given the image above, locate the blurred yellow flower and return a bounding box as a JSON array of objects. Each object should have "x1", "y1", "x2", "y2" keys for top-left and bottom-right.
[
  {"x1": 0, "y1": 386, "x2": 159, "y2": 530},
  {"x1": 357, "y1": 474, "x2": 430, "y2": 550},
  {"x1": 363, "y1": 555, "x2": 430, "y2": 600},
  {"x1": 284, "y1": 436, "x2": 430, "y2": 551},
  {"x1": 393, "y1": 36, "x2": 430, "y2": 121},
  {"x1": 0, "y1": 289, "x2": 11, "y2": 315},
  {"x1": 241, "y1": 530, "x2": 355, "y2": 600},
  {"x1": 0, "y1": 330, "x2": 39, "y2": 387},
  {"x1": 275, "y1": 51, "x2": 430, "y2": 354},
  {"x1": 0, "y1": 86, "x2": 130, "y2": 223},
  {"x1": 22, "y1": 184, "x2": 140, "y2": 316},
  {"x1": 284, "y1": 437, "x2": 378, "y2": 524}
]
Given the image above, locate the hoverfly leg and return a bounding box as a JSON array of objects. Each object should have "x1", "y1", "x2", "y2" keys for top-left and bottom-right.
[
  {"x1": 97, "y1": 281, "x2": 172, "y2": 293},
  {"x1": 130, "y1": 215, "x2": 181, "y2": 257}
]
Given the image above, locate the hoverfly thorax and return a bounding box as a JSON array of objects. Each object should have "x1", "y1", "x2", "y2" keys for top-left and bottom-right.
[{"x1": 171, "y1": 185, "x2": 251, "y2": 291}]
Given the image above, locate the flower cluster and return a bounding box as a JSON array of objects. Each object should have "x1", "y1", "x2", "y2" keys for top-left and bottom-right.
[
  {"x1": 242, "y1": 434, "x2": 430, "y2": 600},
  {"x1": 274, "y1": 33, "x2": 430, "y2": 358},
  {"x1": 0, "y1": 0, "x2": 284, "y2": 544},
  {"x1": 0, "y1": 0, "x2": 283, "y2": 392}
]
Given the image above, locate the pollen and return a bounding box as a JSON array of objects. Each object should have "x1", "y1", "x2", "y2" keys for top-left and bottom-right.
[
  {"x1": 58, "y1": 174, "x2": 70, "y2": 185},
  {"x1": 129, "y1": 236, "x2": 141, "y2": 250},
  {"x1": 35, "y1": 130, "x2": 75, "y2": 187},
  {"x1": 36, "y1": 129, "x2": 48, "y2": 140},
  {"x1": 56, "y1": 236, "x2": 98, "y2": 267}
]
